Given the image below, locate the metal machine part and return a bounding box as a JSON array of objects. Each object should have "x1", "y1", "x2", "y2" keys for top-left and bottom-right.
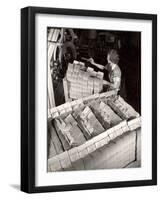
[{"x1": 48, "y1": 28, "x2": 78, "y2": 108}]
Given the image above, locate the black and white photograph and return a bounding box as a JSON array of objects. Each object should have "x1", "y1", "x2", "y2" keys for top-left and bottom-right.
[
  {"x1": 47, "y1": 27, "x2": 141, "y2": 172},
  {"x1": 20, "y1": 6, "x2": 157, "y2": 193}
]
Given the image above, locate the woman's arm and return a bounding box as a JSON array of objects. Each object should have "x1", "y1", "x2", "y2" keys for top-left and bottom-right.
[
  {"x1": 103, "y1": 80, "x2": 111, "y2": 85},
  {"x1": 88, "y1": 58, "x2": 105, "y2": 70}
]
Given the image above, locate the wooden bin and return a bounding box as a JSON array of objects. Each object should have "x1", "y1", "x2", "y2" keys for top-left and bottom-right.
[{"x1": 48, "y1": 91, "x2": 141, "y2": 172}]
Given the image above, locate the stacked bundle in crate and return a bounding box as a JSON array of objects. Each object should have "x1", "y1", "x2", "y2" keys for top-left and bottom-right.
[
  {"x1": 66, "y1": 61, "x2": 104, "y2": 99},
  {"x1": 54, "y1": 115, "x2": 86, "y2": 150},
  {"x1": 106, "y1": 96, "x2": 140, "y2": 120},
  {"x1": 52, "y1": 103, "x2": 106, "y2": 151},
  {"x1": 74, "y1": 106, "x2": 105, "y2": 138},
  {"x1": 89, "y1": 100, "x2": 122, "y2": 129}
]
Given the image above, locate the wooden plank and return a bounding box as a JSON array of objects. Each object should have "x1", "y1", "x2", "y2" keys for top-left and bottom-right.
[
  {"x1": 48, "y1": 43, "x2": 55, "y2": 108},
  {"x1": 82, "y1": 154, "x2": 95, "y2": 170},
  {"x1": 48, "y1": 28, "x2": 55, "y2": 45},
  {"x1": 136, "y1": 128, "x2": 141, "y2": 162},
  {"x1": 64, "y1": 114, "x2": 87, "y2": 146},
  {"x1": 47, "y1": 29, "x2": 61, "y2": 108},
  {"x1": 63, "y1": 78, "x2": 70, "y2": 102},
  {"x1": 47, "y1": 66, "x2": 55, "y2": 108},
  {"x1": 48, "y1": 137, "x2": 57, "y2": 158},
  {"x1": 48, "y1": 121, "x2": 64, "y2": 155},
  {"x1": 71, "y1": 158, "x2": 85, "y2": 170},
  {"x1": 53, "y1": 119, "x2": 71, "y2": 151}
]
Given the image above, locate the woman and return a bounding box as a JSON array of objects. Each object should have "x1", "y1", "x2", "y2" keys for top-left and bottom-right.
[{"x1": 89, "y1": 49, "x2": 121, "y2": 93}]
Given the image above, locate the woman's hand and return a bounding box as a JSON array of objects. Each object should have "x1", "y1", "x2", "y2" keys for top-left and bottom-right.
[
  {"x1": 103, "y1": 80, "x2": 111, "y2": 86},
  {"x1": 88, "y1": 57, "x2": 95, "y2": 65},
  {"x1": 86, "y1": 57, "x2": 104, "y2": 70}
]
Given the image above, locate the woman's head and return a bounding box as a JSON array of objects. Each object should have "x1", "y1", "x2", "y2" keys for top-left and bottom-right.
[{"x1": 107, "y1": 49, "x2": 119, "y2": 64}]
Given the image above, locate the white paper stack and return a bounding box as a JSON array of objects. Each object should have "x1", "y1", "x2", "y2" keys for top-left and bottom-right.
[
  {"x1": 107, "y1": 96, "x2": 140, "y2": 120},
  {"x1": 66, "y1": 61, "x2": 104, "y2": 99},
  {"x1": 79, "y1": 106, "x2": 105, "y2": 137}
]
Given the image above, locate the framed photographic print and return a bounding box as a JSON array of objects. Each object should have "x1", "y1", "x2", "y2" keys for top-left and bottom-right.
[{"x1": 21, "y1": 6, "x2": 157, "y2": 193}]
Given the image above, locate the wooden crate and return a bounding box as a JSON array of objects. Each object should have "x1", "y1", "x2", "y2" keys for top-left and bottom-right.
[{"x1": 48, "y1": 91, "x2": 141, "y2": 172}]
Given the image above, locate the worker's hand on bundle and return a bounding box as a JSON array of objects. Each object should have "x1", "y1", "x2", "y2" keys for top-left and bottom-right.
[
  {"x1": 103, "y1": 80, "x2": 111, "y2": 86},
  {"x1": 88, "y1": 57, "x2": 95, "y2": 65}
]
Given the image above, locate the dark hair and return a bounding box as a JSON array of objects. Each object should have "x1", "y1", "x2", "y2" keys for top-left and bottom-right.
[{"x1": 108, "y1": 49, "x2": 119, "y2": 64}]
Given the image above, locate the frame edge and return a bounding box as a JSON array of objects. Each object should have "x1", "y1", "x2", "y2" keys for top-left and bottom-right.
[
  {"x1": 20, "y1": 6, "x2": 157, "y2": 193},
  {"x1": 21, "y1": 7, "x2": 30, "y2": 193}
]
